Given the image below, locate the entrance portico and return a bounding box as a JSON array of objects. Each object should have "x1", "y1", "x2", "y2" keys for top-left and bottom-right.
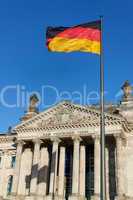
[{"x1": 10, "y1": 133, "x2": 119, "y2": 200}]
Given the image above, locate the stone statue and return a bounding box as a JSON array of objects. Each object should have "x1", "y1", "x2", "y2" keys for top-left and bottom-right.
[
  {"x1": 21, "y1": 94, "x2": 39, "y2": 121},
  {"x1": 121, "y1": 81, "x2": 133, "y2": 100},
  {"x1": 28, "y1": 94, "x2": 39, "y2": 112}
]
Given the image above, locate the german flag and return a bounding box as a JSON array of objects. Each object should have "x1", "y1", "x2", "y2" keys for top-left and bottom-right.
[{"x1": 46, "y1": 20, "x2": 101, "y2": 54}]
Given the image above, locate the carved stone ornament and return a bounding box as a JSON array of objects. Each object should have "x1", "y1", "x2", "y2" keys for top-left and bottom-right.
[{"x1": 37, "y1": 107, "x2": 89, "y2": 128}]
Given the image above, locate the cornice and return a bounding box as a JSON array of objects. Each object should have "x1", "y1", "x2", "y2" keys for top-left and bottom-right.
[{"x1": 15, "y1": 125, "x2": 123, "y2": 141}]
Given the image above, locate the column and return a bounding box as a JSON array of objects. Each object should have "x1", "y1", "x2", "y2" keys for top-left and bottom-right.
[
  {"x1": 58, "y1": 146, "x2": 66, "y2": 198},
  {"x1": 69, "y1": 136, "x2": 81, "y2": 200},
  {"x1": 94, "y1": 135, "x2": 100, "y2": 199},
  {"x1": 17, "y1": 147, "x2": 33, "y2": 195},
  {"x1": 30, "y1": 139, "x2": 41, "y2": 195},
  {"x1": 12, "y1": 141, "x2": 24, "y2": 196},
  {"x1": 0, "y1": 151, "x2": 4, "y2": 197},
  {"x1": 106, "y1": 145, "x2": 110, "y2": 200},
  {"x1": 79, "y1": 145, "x2": 86, "y2": 199},
  {"x1": 115, "y1": 135, "x2": 124, "y2": 198},
  {"x1": 1, "y1": 150, "x2": 8, "y2": 198},
  {"x1": 25, "y1": 148, "x2": 33, "y2": 196},
  {"x1": 49, "y1": 137, "x2": 60, "y2": 196},
  {"x1": 37, "y1": 147, "x2": 49, "y2": 196}
]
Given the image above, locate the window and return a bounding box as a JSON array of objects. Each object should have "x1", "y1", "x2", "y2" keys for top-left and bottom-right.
[
  {"x1": 11, "y1": 156, "x2": 16, "y2": 168},
  {"x1": 7, "y1": 176, "x2": 13, "y2": 195}
]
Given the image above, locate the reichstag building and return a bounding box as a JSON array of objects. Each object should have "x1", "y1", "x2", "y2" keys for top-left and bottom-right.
[{"x1": 0, "y1": 81, "x2": 133, "y2": 200}]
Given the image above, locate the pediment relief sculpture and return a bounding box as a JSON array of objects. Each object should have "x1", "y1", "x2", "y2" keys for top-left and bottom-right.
[{"x1": 37, "y1": 108, "x2": 90, "y2": 128}]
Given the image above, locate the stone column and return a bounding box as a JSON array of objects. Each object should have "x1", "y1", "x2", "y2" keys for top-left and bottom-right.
[
  {"x1": 79, "y1": 145, "x2": 86, "y2": 199},
  {"x1": 48, "y1": 137, "x2": 60, "y2": 198},
  {"x1": 0, "y1": 151, "x2": 4, "y2": 197},
  {"x1": 30, "y1": 139, "x2": 41, "y2": 196},
  {"x1": 37, "y1": 147, "x2": 49, "y2": 197},
  {"x1": 25, "y1": 148, "x2": 33, "y2": 196},
  {"x1": 106, "y1": 145, "x2": 110, "y2": 200},
  {"x1": 69, "y1": 136, "x2": 81, "y2": 200},
  {"x1": 12, "y1": 141, "x2": 24, "y2": 196},
  {"x1": 1, "y1": 150, "x2": 8, "y2": 198},
  {"x1": 57, "y1": 146, "x2": 66, "y2": 199},
  {"x1": 17, "y1": 147, "x2": 33, "y2": 196},
  {"x1": 94, "y1": 135, "x2": 100, "y2": 200},
  {"x1": 115, "y1": 135, "x2": 125, "y2": 199}
]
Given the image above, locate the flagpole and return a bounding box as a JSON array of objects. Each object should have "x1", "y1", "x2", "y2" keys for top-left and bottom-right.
[{"x1": 100, "y1": 16, "x2": 106, "y2": 200}]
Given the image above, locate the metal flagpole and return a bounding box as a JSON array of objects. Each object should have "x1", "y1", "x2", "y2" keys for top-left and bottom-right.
[{"x1": 100, "y1": 16, "x2": 106, "y2": 200}]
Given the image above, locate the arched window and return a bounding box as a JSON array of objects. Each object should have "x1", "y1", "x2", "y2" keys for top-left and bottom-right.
[
  {"x1": 11, "y1": 156, "x2": 16, "y2": 168},
  {"x1": 7, "y1": 175, "x2": 13, "y2": 195}
]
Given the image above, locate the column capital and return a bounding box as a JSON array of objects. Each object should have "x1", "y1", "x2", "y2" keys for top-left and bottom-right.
[
  {"x1": 32, "y1": 138, "x2": 42, "y2": 145},
  {"x1": 72, "y1": 135, "x2": 82, "y2": 142},
  {"x1": 113, "y1": 132, "x2": 122, "y2": 138},
  {"x1": 116, "y1": 132, "x2": 126, "y2": 138},
  {"x1": 51, "y1": 137, "x2": 61, "y2": 144},
  {"x1": 92, "y1": 134, "x2": 100, "y2": 140},
  {"x1": 16, "y1": 140, "x2": 25, "y2": 146},
  {"x1": 113, "y1": 133, "x2": 127, "y2": 146}
]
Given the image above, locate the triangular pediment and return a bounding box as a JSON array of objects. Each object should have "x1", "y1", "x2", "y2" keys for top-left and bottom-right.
[{"x1": 14, "y1": 101, "x2": 124, "y2": 131}]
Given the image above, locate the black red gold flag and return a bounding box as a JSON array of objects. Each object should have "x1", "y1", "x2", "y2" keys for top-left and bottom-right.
[{"x1": 46, "y1": 20, "x2": 101, "y2": 54}]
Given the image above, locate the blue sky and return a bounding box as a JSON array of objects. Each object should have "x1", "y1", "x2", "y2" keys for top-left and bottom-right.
[{"x1": 0, "y1": 0, "x2": 133, "y2": 132}]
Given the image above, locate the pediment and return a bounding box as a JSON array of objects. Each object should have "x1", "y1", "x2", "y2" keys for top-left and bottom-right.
[{"x1": 14, "y1": 101, "x2": 124, "y2": 131}]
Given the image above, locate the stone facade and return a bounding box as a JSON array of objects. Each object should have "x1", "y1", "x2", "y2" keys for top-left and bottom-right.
[{"x1": 0, "y1": 82, "x2": 133, "y2": 200}]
